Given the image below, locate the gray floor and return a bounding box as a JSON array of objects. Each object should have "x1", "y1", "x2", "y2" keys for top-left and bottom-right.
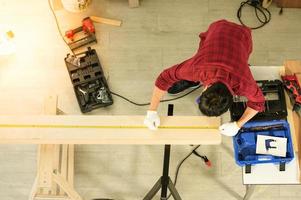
[{"x1": 0, "y1": 0, "x2": 301, "y2": 199}]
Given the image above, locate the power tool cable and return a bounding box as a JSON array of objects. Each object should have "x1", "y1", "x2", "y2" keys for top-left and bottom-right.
[
  {"x1": 110, "y1": 85, "x2": 201, "y2": 106},
  {"x1": 237, "y1": 0, "x2": 271, "y2": 29},
  {"x1": 166, "y1": 145, "x2": 211, "y2": 199},
  {"x1": 48, "y1": 1, "x2": 202, "y2": 106}
]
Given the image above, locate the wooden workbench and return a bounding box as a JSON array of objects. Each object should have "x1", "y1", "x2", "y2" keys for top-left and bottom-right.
[
  {"x1": 0, "y1": 115, "x2": 221, "y2": 145},
  {"x1": 0, "y1": 95, "x2": 221, "y2": 200}
]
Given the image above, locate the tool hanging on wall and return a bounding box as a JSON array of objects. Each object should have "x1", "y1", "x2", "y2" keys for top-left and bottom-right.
[{"x1": 65, "y1": 17, "x2": 97, "y2": 51}]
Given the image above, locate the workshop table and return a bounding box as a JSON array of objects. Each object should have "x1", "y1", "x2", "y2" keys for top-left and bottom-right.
[
  {"x1": 242, "y1": 66, "x2": 300, "y2": 200},
  {"x1": 0, "y1": 95, "x2": 222, "y2": 200},
  {"x1": 0, "y1": 66, "x2": 299, "y2": 200}
]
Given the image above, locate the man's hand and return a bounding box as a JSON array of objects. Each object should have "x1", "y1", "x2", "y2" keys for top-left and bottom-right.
[
  {"x1": 219, "y1": 122, "x2": 240, "y2": 136},
  {"x1": 144, "y1": 110, "x2": 160, "y2": 130}
]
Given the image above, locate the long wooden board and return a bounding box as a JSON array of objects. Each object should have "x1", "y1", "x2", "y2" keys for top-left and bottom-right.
[
  {"x1": 128, "y1": 0, "x2": 139, "y2": 8},
  {"x1": 283, "y1": 60, "x2": 301, "y2": 181},
  {"x1": 90, "y1": 16, "x2": 122, "y2": 27},
  {"x1": 0, "y1": 115, "x2": 221, "y2": 145}
]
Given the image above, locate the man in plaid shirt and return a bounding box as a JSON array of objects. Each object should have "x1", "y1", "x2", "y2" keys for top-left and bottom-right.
[{"x1": 144, "y1": 19, "x2": 265, "y2": 136}]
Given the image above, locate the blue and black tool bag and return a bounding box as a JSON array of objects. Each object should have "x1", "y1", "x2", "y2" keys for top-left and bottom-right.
[
  {"x1": 233, "y1": 120, "x2": 294, "y2": 173},
  {"x1": 230, "y1": 80, "x2": 294, "y2": 173}
]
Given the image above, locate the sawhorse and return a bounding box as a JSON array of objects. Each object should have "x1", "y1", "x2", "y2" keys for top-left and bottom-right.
[{"x1": 29, "y1": 95, "x2": 82, "y2": 200}]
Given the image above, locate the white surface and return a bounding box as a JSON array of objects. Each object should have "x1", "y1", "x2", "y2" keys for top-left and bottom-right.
[
  {"x1": 256, "y1": 135, "x2": 287, "y2": 157},
  {"x1": 243, "y1": 66, "x2": 300, "y2": 184},
  {"x1": 243, "y1": 156, "x2": 300, "y2": 184},
  {"x1": 250, "y1": 66, "x2": 283, "y2": 80}
]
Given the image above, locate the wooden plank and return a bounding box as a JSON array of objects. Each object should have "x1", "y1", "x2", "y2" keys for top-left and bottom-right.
[
  {"x1": 284, "y1": 60, "x2": 301, "y2": 75},
  {"x1": 274, "y1": 0, "x2": 301, "y2": 8},
  {"x1": 34, "y1": 196, "x2": 67, "y2": 200},
  {"x1": 44, "y1": 96, "x2": 58, "y2": 195},
  {"x1": 37, "y1": 145, "x2": 53, "y2": 194},
  {"x1": 52, "y1": 173, "x2": 83, "y2": 200},
  {"x1": 129, "y1": 0, "x2": 139, "y2": 8},
  {"x1": 44, "y1": 95, "x2": 58, "y2": 115},
  {"x1": 32, "y1": 95, "x2": 60, "y2": 197},
  {"x1": 67, "y1": 144, "x2": 74, "y2": 187},
  {"x1": 51, "y1": 144, "x2": 60, "y2": 194},
  {"x1": 29, "y1": 176, "x2": 38, "y2": 200},
  {"x1": 285, "y1": 92, "x2": 298, "y2": 152},
  {"x1": 60, "y1": 145, "x2": 68, "y2": 195},
  {"x1": 35, "y1": 145, "x2": 58, "y2": 195},
  {"x1": 282, "y1": 63, "x2": 301, "y2": 153},
  {"x1": 281, "y1": 64, "x2": 301, "y2": 181},
  {"x1": 0, "y1": 115, "x2": 221, "y2": 145},
  {"x1": 90, "y1": 16, "x2": 122, "y2": 26}
]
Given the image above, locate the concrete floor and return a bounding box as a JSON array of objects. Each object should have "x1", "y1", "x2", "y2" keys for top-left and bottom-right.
[{"x1": 0, "y1": 0, "x2": 301, "y2": 199}]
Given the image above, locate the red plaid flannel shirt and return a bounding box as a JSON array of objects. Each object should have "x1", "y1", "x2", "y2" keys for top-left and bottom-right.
[{"x1": 155, "y1": 20, "x2": 265, "y2": 112}]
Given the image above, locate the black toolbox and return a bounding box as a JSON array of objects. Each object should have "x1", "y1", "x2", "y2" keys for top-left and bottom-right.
[
  {"x1": 230, "y1": 80, "x2": 287, "y2": 121},
  {"x1": 65, "y1": 47, "x2": 113, "y2": 113}
]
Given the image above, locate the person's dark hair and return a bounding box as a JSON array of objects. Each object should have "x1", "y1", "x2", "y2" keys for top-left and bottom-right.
[{"x1": 198, "y1": 82, "x2": 233, "y2": 116}]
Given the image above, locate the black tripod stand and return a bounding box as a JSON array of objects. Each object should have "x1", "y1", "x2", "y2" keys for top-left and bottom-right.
[{"x1": 143, "y1": 104, "x2": 182, "y2": 200}]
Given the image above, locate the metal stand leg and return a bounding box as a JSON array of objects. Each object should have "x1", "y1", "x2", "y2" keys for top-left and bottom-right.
[
  {"x1": 243, "y1": 184, "x2": 255, "y2": 200},
  {"x1": 167, "y1": 179, "x2": 182, "y2": 200},
  {"x1": 143, "y1": 104, "x2": 182, "y2": 200},
  {"x1": 161, "y1": 144, "x2": 171, "y2": 199},
  {"x1": 143, "y1": 178, "x2": 162, "y2": 200}
]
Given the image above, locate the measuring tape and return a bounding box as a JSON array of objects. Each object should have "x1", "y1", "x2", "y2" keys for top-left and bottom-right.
[{"x1": 0, "y1": 124, "x2": 219, "y2": 130}]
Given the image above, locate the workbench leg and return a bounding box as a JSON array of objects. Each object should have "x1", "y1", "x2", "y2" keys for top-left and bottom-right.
[
  {"x1": 29, "y1": 177, "x2": 38, "y2": 200},
  {"x1": 243, "y1": 184, "x2": 255, "y2": 200},
  {"x1": 29, "y1": 95, "x2": 83, "y2": 200},
  {"x1": 143, "y1": 105, "x2": 182, "y2": 200}
]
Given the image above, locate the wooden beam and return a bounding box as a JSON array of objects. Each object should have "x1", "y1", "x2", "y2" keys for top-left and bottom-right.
[
  {"x1": 52, "y1": 173, "x2": 83, "y2": 200},
  {"x1": 0, "y1": 116, "x2": 221, "y2": 145},
  {"x1": 67, "y1": 144, "x2": 75, "y2": 187},
  {"x1": 37, "y1": 145, "x2": 54, "y2": 192},
  {"x1": 60, "y1": 145, "x2": 68, "y2": 195},
  {"x1": 129, "y1": 0, "x2": 139, "y2": 8},
  {"x1": 90, "y1": 16, "x2": 122, "y2": 27},
  {"x1": 285, "y1": 92, "x2": 298, "y2": 152},
  {"x1": 34, "y1": 196, "x2": 67, "y2": 200},
  {"x1": 30, "y1": 95, "x2": 81, "y2": 200},
  {"x1": 44, "y1": 95, "x2": 58, "y2": 115},
  {"x1": 284, "y1": 60, "x2": 301, "y2": 75},
  {"x1": 52, "y1": 144, "x2": 60, "y2": 194}
]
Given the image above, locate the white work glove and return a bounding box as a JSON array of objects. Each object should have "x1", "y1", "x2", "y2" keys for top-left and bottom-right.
[
  {"x1": 219, "y1": 122, "x2": 240, "y2": 137},
  {"x1": 144, "y1": 110, "x2": 160, "y2": 130}
]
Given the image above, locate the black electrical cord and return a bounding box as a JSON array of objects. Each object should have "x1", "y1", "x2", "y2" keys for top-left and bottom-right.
[
  {"x1": 48, "y1": 0, "x2": 201, "y2": 106},
  {"x1": 237, "y1": 0, "x2": 271, "y2": 29},
  {"x1": 110, "y1": 85, "x2": 201, "y2": 106},
  {"x1": 166, "y1": 145, "x2": 212, "y2": 199}
]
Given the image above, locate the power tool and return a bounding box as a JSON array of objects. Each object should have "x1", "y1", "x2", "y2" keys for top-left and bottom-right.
[
  {"x1": 65, "y1": 17, "x2": 97, "y2": 50},
  {"x1": 281, "y1": 75, "x2": 301, "y2": 111}
]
